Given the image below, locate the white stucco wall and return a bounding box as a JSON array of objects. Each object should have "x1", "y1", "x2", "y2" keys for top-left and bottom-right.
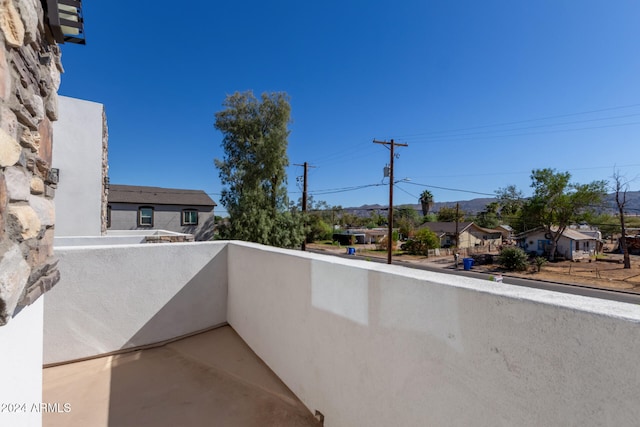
[
  {"x1": 43, "y1": 242, "x2": 228, "y2": 364},
  {"x1": 0, "y1": 299, "x2": 44, "y2": 427},
  {"x1": 52, "y1": 96, "x2": 105, "y2": 237},
  {"x1": 227, "y1": 242, "x2": 640, "y2": 427},
  {"x1": 39, "y1": 241, "x2": 640, "y2": 425}
]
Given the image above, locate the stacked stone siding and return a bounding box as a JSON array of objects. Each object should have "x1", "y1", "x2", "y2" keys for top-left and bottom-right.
[
  {"x1": 0, "y1": 0, "x2": 62, "y2": 325},
  {"x1": 101, "y1": 108, "x2": 108, "y2": 234}
]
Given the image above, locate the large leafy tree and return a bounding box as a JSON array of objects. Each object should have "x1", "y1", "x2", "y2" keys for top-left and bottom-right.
[
  {"x1": 436, "y1": 205, "x2": 465, "y2": 222},
  {"x1": 214, "y1": 91, "x2": 304, "y2": 248},
  {"x1": 301, "y1": 197, "x2": 339, "y2": 243},
  {"x1": 495, "y1": 185, "x2": 525, "y2": 231},
  {"x1": 524, "y1": 168, "x2": 606, "y2": 261},
  {"x1": 394, "y1": 205, "x2": 422, "y2": 238},
  {"x1": 475, "y1": 201, "x2": 500, "y2": 229}
]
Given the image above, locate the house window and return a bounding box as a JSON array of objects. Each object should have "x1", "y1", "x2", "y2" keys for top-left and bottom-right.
[
  {"x1": 182, "y1": 209, "x2": 198, "y2": 226},
  {"x1": 138, "y1": 206, "x2": 154, "y2": 227}
]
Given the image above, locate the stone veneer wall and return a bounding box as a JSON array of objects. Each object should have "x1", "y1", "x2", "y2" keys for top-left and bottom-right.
[
  {"x1": 0, "y1": 0, "x2": 62, "y2": 325},
  {"x1": 100, "y1": 107, "x2": 108, "y2": 234}
]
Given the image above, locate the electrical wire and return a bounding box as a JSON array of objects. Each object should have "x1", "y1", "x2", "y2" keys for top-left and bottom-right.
[
  {"x1": 406, "y1": 121, "x2": 640, "y2": 144},
  {"x1": 402, "y1": 181, "x2": 496, "y2": 196},
  {"x1": 393, "y1": 103, "x2": 640, "y2": 140}
]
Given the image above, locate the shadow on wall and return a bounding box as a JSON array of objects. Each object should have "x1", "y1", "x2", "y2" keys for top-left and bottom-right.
[
  {"x1": 120, "y1": 246, "x2": 228, "y2": 349},
  {"x1": 194, "y1": 214, "x2": 216, "y2": 241}
]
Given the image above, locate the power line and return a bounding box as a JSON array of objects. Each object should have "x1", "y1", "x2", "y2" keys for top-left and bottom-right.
[
  {"x1": 393, "y1": 102, "x2": 640, "y2": 140},
  {"x1": 310, "y1": 183, "x2": 386, "y2": 195},
  {"x1": 394, "y1": 184, "x2": 419, "y2": 199},
  {"x1": 401, "y1": 113, "x2": 640, "y2": 142},
  {"x1": 403, "y1": 181, "x2": 496, "y2": 196},
  {"x1": 407, "y1": 120, "x2": 640, "y2": 144}
]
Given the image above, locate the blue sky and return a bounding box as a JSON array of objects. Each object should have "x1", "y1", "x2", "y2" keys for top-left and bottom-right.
[{"x1": 58, "y1": 1, "x2": 640, "y2": 214}]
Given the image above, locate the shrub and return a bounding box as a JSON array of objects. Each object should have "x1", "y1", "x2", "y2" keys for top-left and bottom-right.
[
  {"x1": 376, "y1": 231, "x2": 400, "y2": 251},
  {"x1": 402, "y1": 228, "x2": 439, "y2": 256},
  {"x1": 534, "y1": 256, "x2": 548, "y2": 272},
  {"x1": 498, "y1": 247, "x2": 529, "y2": 271}
]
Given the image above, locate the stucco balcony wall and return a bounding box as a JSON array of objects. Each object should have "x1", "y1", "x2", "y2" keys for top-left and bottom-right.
[
  {"x1": 42, "y1": 241, "x2": 640, "y2": 426},
  {"x1": 44, "y1": 242, "x2": 228, "y2": 364},
  {"x1": 226, "y1": 242, "x2": 640, "y2": 427}
]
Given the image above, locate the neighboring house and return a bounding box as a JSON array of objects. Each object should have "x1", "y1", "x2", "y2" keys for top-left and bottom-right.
[
  {"x1": 339, "y1": 228, "x2": 388, "y2": 244},
  {"x1": 496, "y1": 224, "x2": 515, "y2": 242},
  {"x1": 108, "y1": 185, "x2": 217, "y2": 240},
  {"x1": 418, "y1": 222, "x2": 502, "y2": 249},
  {"x1": 516, "y1": 227, "x2": 598, "y2": 260}
]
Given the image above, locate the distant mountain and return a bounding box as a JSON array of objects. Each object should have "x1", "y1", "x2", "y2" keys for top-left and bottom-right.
[{"x1": 343, "y1": 191, "x2": 640, "y2": 218}]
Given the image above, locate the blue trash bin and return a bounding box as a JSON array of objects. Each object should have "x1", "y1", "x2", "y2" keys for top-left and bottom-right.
[
  {"x1": 347, "y1": 247, "x2": 356, "y2": 255},
  {"x1": 463, "y1": 258, "x2": 474, "y2": 270}
]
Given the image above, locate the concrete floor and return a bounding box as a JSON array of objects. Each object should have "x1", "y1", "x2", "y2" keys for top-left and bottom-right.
[{"x1": 43, "y1": 326, "x2": 320, "y2": 427}]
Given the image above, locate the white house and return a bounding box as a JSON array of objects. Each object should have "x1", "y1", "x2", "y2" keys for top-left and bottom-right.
[{"x1": 517, "y1": 226, "x2": 599, "y2": 260}]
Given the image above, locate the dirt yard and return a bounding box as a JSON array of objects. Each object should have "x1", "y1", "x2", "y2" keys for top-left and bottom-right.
[{"x1": 307, "y1": 243, "x2": 640, "y2": 294}]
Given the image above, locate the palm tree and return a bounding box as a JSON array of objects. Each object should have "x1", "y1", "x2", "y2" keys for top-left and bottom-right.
[{"x1": 419, "y1": 190, "x2": 434, "y2": 216}]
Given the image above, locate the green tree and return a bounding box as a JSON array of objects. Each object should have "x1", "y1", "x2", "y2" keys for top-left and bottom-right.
[
  {"x1": 394, "y1": 205, "x2": 421, "y2": 237},
  {"x1": 475, "y1": 201, "x2": 500, "y2": 229},
  {"x1": 214, "y1": 91, "x2": 304, "y2": 248},
  {"x1": 305, "y1": 215, "x2": 332, "y2": 242},
  {"x1": 403, "y1": 228, "x2": 440, "y2": 256},
  {"x1": 366, "y1": 211, "x2": 387, "y2": 228},
  {"x1": 525, "y1": 168, "x2": 606, "y2": 261},
  {"x1": 339, "y1": 212, "x2": 364, "y2": 228},
  {"x1": 419, "y1": 190, "x2": 434, "y2": 216},
  {"x1": 300, "y1": 196, "x2": 340, "y2": 242},
  {"x1": 495, "y1": 185, "x2": 525, "y2": 231},
  {"x1": 437, "y1": 205, "x2": 465, "y2": 222},
  {"x1": 421, "y1": 213, "x2": 437, "y2": 223}
]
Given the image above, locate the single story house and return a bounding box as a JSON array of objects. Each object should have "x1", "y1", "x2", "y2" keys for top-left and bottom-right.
[
  {"x1": 334, "y1": 228, "x2": 390, "y2": 245},
  {"x1": 418, "y1": 222, "x2": 502, "y2": 249},
  {"x1": 516, "y1": 226, "x2": 599, "y2": 260},
  {"x1": 496, "y1": 224, "x2": 515, "y2": 242},
  {"x1": 107, "y1": 185, "x2": 217, "y2": 240}
]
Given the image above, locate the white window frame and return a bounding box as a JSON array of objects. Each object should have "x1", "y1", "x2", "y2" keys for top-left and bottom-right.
[
  {"x1": 182, "y1": 209, "x2": 198, "y2": 226},
  {"x1": 138, "y1": 206, "x2": 154, "y2": 227}
]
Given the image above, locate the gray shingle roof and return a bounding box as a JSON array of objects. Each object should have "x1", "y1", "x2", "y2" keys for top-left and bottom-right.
[
  {"x1": 419, "y1": 222, "x2": 474, "y2": 235},
  {"x1": 108, "y1": 185, "x2": 217, "y2": 207}
]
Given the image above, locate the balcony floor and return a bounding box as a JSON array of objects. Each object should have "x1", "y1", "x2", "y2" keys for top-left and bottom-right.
[{"x1": 43, "y1": 326, "x2": 319, "y2": 427}]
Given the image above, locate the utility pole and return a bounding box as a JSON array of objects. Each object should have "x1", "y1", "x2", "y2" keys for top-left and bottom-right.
[
  {"x1": 455, "y1": 202, "x2": 460, "y2": 249},
  {"x1": 294, "y1": 162, "x2": 315, "y2": 251},
  {"x1": 373, "y1": 139, "x2": 408, "y2": 264}
]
